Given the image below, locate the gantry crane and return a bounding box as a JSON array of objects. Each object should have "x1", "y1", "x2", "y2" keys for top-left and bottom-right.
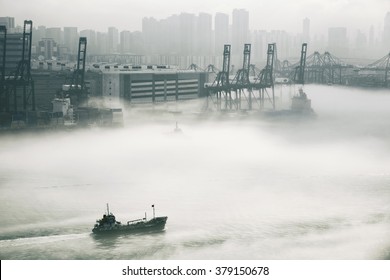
[
  {"x1": 294, "y1": 43, "x2": 307, "y2": 85},
  {"x1": 231, "y1": 44, "x2": 253, "y2": 109},
  {"x1": 205, "y1": 44, "x2": 231, "y2": 110},
  {"x1": 0, "y1": 25, "x2": 6, "y2": 111},
  {"x1": 4, "y1": 20, "x2": 35, "y2": 112},
  {"x1": 63, "y1": 37, "x2": 88, "y2": 106},
  {"x1": 254, "y1": 43, "x2": 276, "y2": 109}
]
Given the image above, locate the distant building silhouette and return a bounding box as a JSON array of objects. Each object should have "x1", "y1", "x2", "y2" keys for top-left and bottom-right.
[
  {"x1": 303, "y1": 18, "x2": 310, "y2": 43},
  {"x1": 80, "y1": 29, "x2": 97, "y2": 54},
  {"x1": 0, "y1": 17, "x2": 15, "y2": 30},
  {"x1": 63, "y1": 27, "x2": 78, "y2": 55},
  {"x1": 328, "y1": 27, "x2": 348, "y2": 57},
  {"x1": 46, "y1": 27, "x2": 62, "y2": 45},
  {"x1": 232, "y1": 9, "x2": 249, "y2": 54},
  {"x1": 197, "y1": 13, "x2": 212, "y2": 55},
  {"x1": 179, "y1": 13, "x2": 196, "y2": 55},
  {"x1": 214, "y1": 13, "x2": 229, "y2": 54},
  {"x1": 108, "y1": 27, "x2": 119, "y2": 53},
  {"x1": 38, "y1": 38, "x2": 60, "y2": 60},
  {"x1": 384, "y1": 12, "x2": 390, "y2": 48}
]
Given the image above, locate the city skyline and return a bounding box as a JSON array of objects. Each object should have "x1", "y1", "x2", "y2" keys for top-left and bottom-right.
[
  {"x1": 1, "y1": 9, "x2": 389, "y2": 69},
  {"x1": 1, "y1": 0, "x2": 389, "y2": 36}
]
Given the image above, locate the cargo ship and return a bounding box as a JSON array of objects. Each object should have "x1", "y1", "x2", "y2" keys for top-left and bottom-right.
[{"x1": 92, "y1": 204, "x2": 168, "y2": 235}]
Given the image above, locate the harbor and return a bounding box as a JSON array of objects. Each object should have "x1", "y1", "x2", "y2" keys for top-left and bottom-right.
[
  {"x1": 0, "y1": 84, "x2": 390, "y2": 259},
  {"x1": 1, "y1": 3, "x2": 390, "y2": 264},
  {"x1": 1, "y1": 21, "x2": 389, "y2": 133}
]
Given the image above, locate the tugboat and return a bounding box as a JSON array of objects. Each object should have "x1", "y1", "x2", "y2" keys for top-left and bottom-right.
[
  {"x1": 290, "y1": 88, "x2": 315, "y2": 115},
  {"x1": 174, "y1": 121, "x2": 182, "y2": 133},
  {"x1": 263, "y1": 87, "x2": 315, "y2": 119},
  {"x1": 92, "y1": 204, "x2": 167, "y2": 235}
]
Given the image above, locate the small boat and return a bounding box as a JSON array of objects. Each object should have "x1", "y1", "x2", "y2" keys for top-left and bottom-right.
[
  {"x1": 174, "y1": 121, "x2": 182, "y2": 133},
  {"x1": 92, "y1": 204, "x2": 167, "y2": 234}
]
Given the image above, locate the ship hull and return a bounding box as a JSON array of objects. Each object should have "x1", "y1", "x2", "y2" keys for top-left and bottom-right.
[{"x1": 92, "y1": 216, "x2": 167, "y2": 235}]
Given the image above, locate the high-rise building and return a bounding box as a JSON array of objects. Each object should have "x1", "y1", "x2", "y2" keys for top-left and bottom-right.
[
  {"x1": 214, "y1": 13, "x2": 229, "y2": 54},
  {"x1": 369, "y1": 25, "x2": 375, "y2": 47},
  {"x1": 0, "y1": 17, "x2": 15, "y2": 31},
  {"x1": 328, "y1": 27, "x2": 348, "y2": 57},
  {"x1": 80, "y1": 29, "x2": 97, "y2": 54},
  {"x1": 0, "y1": 33, "x2": 24, "y2": 75},
  {"x1": 232, "y1": 9, "x2": 249, "y2": 54},
  {"x1": 268, "y1": 30, "x2": 291, "y2": 59},
  {"x1": 355, "y1": 30, "x2": 367, "y2": 47},
  {"x1": 46, "y1": 27, "x2": 62, "y2": 45},
  {"x1": 162, "y1": 15, "x2": 180, "y2": 55},
  {"x1": 252, "y1": 30, "x2": 266, "y2": 64},
  {"x1": 303, "y1": 18, "x2": 310, "y2": 43},
  {"x1": 32, "y1": 26, "x2": 46, "y2": 46},
  {"x1": 120, "y1": 30, "x2": 132, "y2": 54},
  {"x1": 196, "y1": 13, "x2": 212, "y2": 55},
  {"x1": 38, "y1": 38, "x2": 59, "y2": 60},
  {"x1": 131, "y1": 31, "x2": 144, "y2": 55},
  {"x1": 384, "y1": 12, "x2": 390, "y2": 48},
  {"x1": 96, "y1": 32, "x2": 108, "y2": 54},
  {"x1": 63, "y1": 27, "x2": 78, "y2": 55},
  {"x1": 108, "y1": 26, "x2": 119, "y2": 53},
  {"x1": 142, "y1": 17, "x2": 161, "y2": 54},
  {"x1": 179, "y1": 13, "x2": 196, "y2": 55}
]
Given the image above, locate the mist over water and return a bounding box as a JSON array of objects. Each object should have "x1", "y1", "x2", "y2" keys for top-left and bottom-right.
[{"x1": 0, "y1": 85, "x2": 390, "y2": 259}]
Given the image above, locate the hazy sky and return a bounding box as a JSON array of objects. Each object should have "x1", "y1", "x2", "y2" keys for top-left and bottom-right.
[{"x1": 1, "y1": 0, "x2": 389, "y2": 36}]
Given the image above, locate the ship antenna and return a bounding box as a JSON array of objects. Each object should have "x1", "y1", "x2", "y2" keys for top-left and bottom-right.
[{"x1": 107, "y1": 203, "x2": 109, "y2": 215}]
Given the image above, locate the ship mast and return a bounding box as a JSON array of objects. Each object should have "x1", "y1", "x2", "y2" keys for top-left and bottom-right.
[{"x1": 106, "y1": 203, "x2": 110, "y2": 215}]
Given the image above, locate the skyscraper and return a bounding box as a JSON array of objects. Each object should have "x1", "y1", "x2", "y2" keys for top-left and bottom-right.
[
  {"x1": 384, "y1": 12, "x2": 390, "y2": 48},
  {"x1": 96, "y1": 32, "x2": 108, "y2": 54},
  {"x1": 80, "y1": 29, "x2": 97, "y2": 54},
  {"x1": 46, "y1": 27, "x2": 62, "y2": 45},
  {"x1": 303, "y1": 18, "x2": 310, "y2": 43},
  {"x1": 38, "y1": 38, "x2": 59, "y2": 60},
  {"x1": 142, "y1": 17, "x2": 159, "y2": 54},
  {"x1": 179, "y1": 13, "x2": 196, "y2": 55},
  {"x1": 120, "y1": 30, "x2": 132, "y2": 54},
  {"x1": 369, "y1": 25, "x2": 375, "y2": 47},
  {"x1": 232, "y1": 9, "x2": 249, "y2": 55},
  {"x1": 197, "y1": 13, "x2": 212, "y2": 55},
  {"x1": 328, "y1": 27, "x2": 348, "y2": 57},
  {"x1": 63, "y1": 27, "x2": 78, "y2": 55},
  {"x1": 108, "y1": 27, "x2": 119, "y2": 53},
  {"x1": 0, "y1": 17, "x2": 15, "y2": 31},
  {"x1": 214, "y1": 13, "x2": 229, "y2": 54}
]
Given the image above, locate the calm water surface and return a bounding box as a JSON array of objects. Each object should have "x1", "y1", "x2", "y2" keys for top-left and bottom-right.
[{"x1": 0, "y1": 85, "x2": 390, "y2": 259}]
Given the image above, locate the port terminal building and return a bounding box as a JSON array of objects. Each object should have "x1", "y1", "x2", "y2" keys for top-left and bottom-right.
[
  {"x1": 97, "y1": 65, "x2": 209, "y2": 104},
  {"x1": 29, "y1": 62, "x2": 209, "y2": 107}
]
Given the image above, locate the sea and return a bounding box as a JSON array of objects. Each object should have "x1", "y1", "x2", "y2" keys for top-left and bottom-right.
[{"x1": 0, "y1": 84, "x2": 389, "y2": 260}]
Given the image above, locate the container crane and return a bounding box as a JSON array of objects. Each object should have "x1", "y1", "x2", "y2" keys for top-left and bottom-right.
[
  {"x1": 62, "y1": 37, "x2": 88, "y2": 106},
  {"x1": 254, "y1": 43, "x2": 276, "y2": 110},
  {"x1": 205, "y1": 44, "x2": 231, "y2": 110},
  {"x1": 4, "y1": 20, "x2": 35, "y2": 112},
  {"x1": 0, "y1": 25, "x2": 6, "y2": 111},
  {"x1": 294, "y1": 43, "x2": 307, "y2": 85}
]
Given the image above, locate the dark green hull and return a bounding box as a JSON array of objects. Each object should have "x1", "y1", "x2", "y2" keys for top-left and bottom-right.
[{"x1": 92, "y1": 216, "x2": 167, "y2": 235}]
